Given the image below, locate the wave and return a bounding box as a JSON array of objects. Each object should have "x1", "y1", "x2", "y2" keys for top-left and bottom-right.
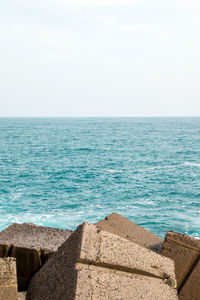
[
  {"x1": 183, "y1": 162, "x2": 200, "y2": 167},
  {"x1": 106, "y1": 169, "x2": 124, "y2": 173},
  {"x1": 139, "y1": 163, "x2": 200, "y2": 172},
  {"x1": 138, "y1": 165, "x2": 174, "y2": 172}
]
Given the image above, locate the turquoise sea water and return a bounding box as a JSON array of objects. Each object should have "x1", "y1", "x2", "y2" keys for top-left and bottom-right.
[{"x1": 0, "y1": 117, "x2": 199, "y2": 239}]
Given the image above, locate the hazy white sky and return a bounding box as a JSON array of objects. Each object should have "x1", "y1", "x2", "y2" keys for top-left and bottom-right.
[{"x1": 0, "y1": 0, "x2": 200, "y2": 117}]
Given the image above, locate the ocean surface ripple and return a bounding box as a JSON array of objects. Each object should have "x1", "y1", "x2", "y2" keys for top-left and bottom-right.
[{"x1": 0, "y1": 117, "x2": 199, "y2": 239}]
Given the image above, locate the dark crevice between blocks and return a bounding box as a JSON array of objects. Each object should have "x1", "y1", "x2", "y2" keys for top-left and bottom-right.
[
  {"x1": 7, "y1": 244, "x2": 14, "y2": 257},
  {"x1": 40, "y1": 249, "x2": 46, "y2": 266}
]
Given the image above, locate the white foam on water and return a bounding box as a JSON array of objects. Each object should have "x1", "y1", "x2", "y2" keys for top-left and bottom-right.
[
  {"x1": 10, "y1": 191, "x2": 23, "y2": 201},
  {"x1": 138, "y1": 165, "x2": 174, "y2": 172},
  {"x1": 106, "y1": 169, "x2": 124, "y2": 173},
  {"x1": 151, "y1": 165, "x2": 174, "y2": 170},
  {"x1": 184, "y1": 162, "x2": 200, "y2": 167}
]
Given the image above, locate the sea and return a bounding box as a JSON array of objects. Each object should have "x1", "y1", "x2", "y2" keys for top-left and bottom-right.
[{"x1": 0, "y1": 117, "x2": 199, "y2": 239}]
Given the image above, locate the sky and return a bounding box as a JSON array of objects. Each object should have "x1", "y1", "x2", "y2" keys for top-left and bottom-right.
[{"x1": 0, "y1": 0, "x2": 200, "y2": 117}]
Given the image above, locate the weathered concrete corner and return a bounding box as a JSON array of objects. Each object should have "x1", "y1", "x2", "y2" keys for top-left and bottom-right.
[
  {"x1": 18, "y1": 292, "x2": 27, "y2": 300},
  {"x1": 0, "y1": 223, "x2": 72, "y2": 290},
  {"x1": 0, "y1": 257, "x2": 18, "y2": 300},
  {"x1": 161, "y1": 231, "x2": 200, "y2": 300},
  {"x1": 27, "y1": 223, "x2": 178, "y2": 300},
  {"x1": 95, "y1": 212, "x2": 163, "y2": 253}
]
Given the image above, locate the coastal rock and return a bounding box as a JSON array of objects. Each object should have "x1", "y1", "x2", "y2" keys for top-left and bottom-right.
[
  {"x1": 27, "y1": 223, "x2": 178, "y2": 300},
  {"x1": 161, "y1": 231, "x2": 200, "y2": 300},
  {"x1": 95, "y1": 213, "x2": 163, "y2": 253},
  {"x1": 0, "y1": 257, "x2": 18, "y2": 300},
  {"x1": 0, "y1": 223, "x2": 72, "y2": 290}
]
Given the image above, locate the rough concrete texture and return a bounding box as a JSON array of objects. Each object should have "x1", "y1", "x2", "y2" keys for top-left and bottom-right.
[
  {"x1": 179, "y1": 259, "x2": 200, "y2": 300},
  {"x1": 95, "y1": 213, "x2": 163, "y2": 253},
  {"x1": 0, "y1": 257, "x2": 18, "y2": 300},
  {"x1": 161, "y1": 231, "x2": 200, "y2": 300},
  {"x1": 0, "y1": 223, "x2": 72, "y2": 250},
  {"x1": 18, "y1": 292, "x2": 27, "y2": 300},
  {"x1": 27, "y1": 223, "x2": 178, "y2": 300},
  {"x1": 74, "y1": 264, "x2": 177, "y2": 300},
  {"x1": 0, "y1": 223, "x2": 72, "y2": 290}
]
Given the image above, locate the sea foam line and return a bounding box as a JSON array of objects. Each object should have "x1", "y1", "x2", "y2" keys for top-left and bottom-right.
[{"x1": 184, "y1": 162, "x2": 200, "y2": 167}]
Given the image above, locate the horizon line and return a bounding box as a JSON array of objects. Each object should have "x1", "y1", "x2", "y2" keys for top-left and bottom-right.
[{"x1": 0, "y1": 115, "x2": 200, "y2": 118}]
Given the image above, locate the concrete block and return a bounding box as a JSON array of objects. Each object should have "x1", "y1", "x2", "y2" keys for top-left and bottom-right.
[
  {"x1": 41, "y1": 248, "x2": 55, "y2": 263},
  {"x1": 95, "y1": 212, "x2": 163, "y2": 253},
  {"x1": 0, "y1": 223, "x2": 72, "y2": 290},
  {"x1": 161, "y1": 231, "x2": 200, "y2": 300},
  {"x1": 0, "y1": 257, "x2": 18, "y2": 300},
  {"x1": 12, "y1": 246, "x2": 42, "y2": 290},
  {"x1": 179, "y1": 259, "x2": 200, "y2": 300},
  {"x1": 0, "y1": 243, "x2": 11, "y2": 257},
  {"x1": 27, "y1": 223, "x2": 178, "y2": 300},
  {"x1": 18, "y1": 292, "x2": 27, "y2": 300}
]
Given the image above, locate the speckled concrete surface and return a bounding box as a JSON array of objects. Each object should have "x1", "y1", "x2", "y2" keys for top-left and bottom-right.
[
  {"x1": 0, "y1": 223, "x2": 72, "y2": 251},
  {"x1": 18, "y1": 292, "x2": 27, "y2": 300},
  {"x1": 0, "y1": 257, "x2": 18, "y2": 300},
  {"x1": 75, "y1": 263, "x2": 178, "y2": 300},
  {"x1": 27, "y1": 223, "x2": 178, "y2": 300},
  {"x1": 80, "y1": 223, "x2": 174, "y2": 278},
  {"x1": 179, "y1": 259, "x2": 200, "y2": 300},
  {"x1": 0, "y1": 223, "x2": 72, "y2": 290},
  {"x1": 161, "y1": 231, "x2": 200, "y2": 300},
  {"x1": 95, "y1": 213, "x2": 163, "y2": 253}
]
